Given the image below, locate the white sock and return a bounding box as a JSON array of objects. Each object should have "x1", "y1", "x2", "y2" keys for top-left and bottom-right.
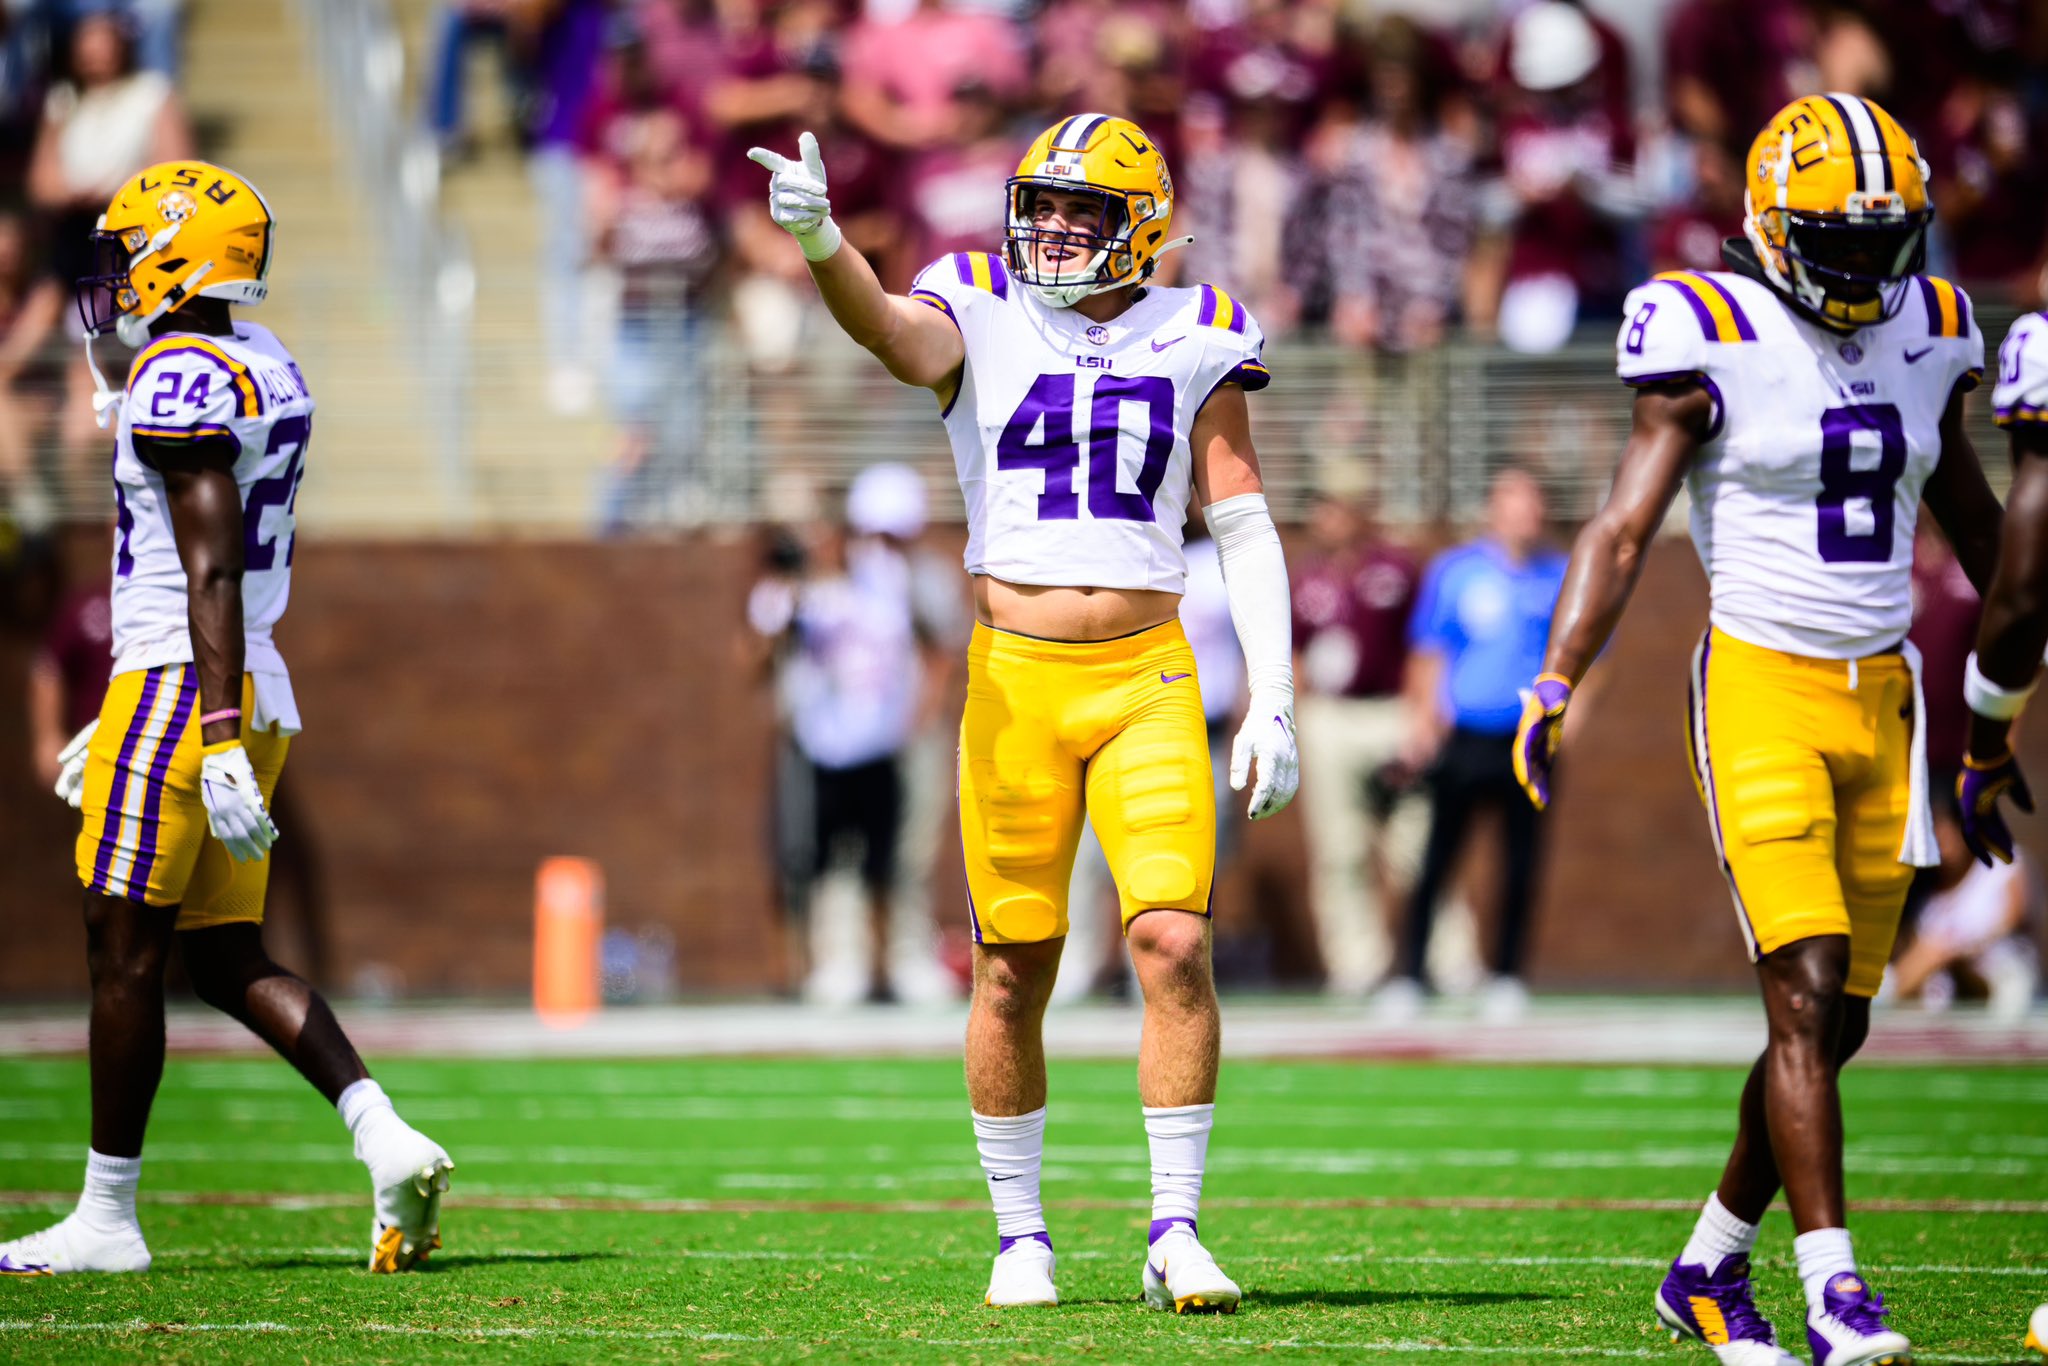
[
  {"x1": 1794, "y1": 1227, "x2": 1858, "y2": 1311},
  {"x1": 1144, "y1": 1102, "x2": 1213, "y2": 1241},
  {"x1": 77, "y1": 1149, "x2": 142, "y2": 1231},
  {"x1": 1680, "y1": 1192, "x2": 1760, "y2": 1274},
  {"x1": 972, "y1": 1108, "x2": 1047, "y2": 1243},
  {"x1": 337, "y1": 1078, "x2": 407, "y2": 1168}
]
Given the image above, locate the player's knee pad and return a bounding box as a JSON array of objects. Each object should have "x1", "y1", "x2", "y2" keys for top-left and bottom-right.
[
  {"x1": 976, "y1": 891, "x2": 1064, "y2": 946},
  {"x1": 1122, "y1": 851, "x2": 1200, "y2": 907}
]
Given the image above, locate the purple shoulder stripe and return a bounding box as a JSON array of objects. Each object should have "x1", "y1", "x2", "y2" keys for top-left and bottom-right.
[
  {"x1": 953, "y1": 253, "x2": 974, "y2": 286},
  {"x1": 1196, "y1": 284, "x2": 1219, "y2": 328},
  {"x1": 1694, "y1": 275, "x2": 1757, "y2": 341},
  {"x1": 1660, "y1": 278, "x2": 1720, "y2": 343},
  {"x1": 986, "y1": 256, "x2": 1009, "y2": 300}
]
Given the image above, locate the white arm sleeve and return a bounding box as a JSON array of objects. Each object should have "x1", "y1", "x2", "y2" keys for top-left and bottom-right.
[{"x1": 1205, "y1": 491, "x2": 1293, "y2": 702}]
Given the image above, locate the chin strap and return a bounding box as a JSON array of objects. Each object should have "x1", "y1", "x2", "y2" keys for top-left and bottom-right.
[{"x1": 84, "y1": 333, "x2": 124, "y2": 429}]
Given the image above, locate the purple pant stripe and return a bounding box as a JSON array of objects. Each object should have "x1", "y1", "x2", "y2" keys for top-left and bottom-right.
[
  {"x1": 128, "y1": 667, "x2": 197, "y2": 894},
  {"x1": 92, "y1": 667, "x2": 165, "y2": 892},
  {"x1": 1693, "y1": 635, "x2": 1759, "y2": 948}
]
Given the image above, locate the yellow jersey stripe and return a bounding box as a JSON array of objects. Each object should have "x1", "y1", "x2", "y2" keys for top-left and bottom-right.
[{"x1": 1653, "y1": 272, "x2": 1753, "y2": 344}]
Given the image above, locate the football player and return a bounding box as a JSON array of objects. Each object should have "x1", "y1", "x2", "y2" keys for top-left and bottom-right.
[
  {"x1": 0, "y1": 163, "x2": 452, "y2": 1277},
  {"x1": 1955, "y1": 311, "x2": 2048, "y2": 866},
  {"x1": 749, "y1": 117, "x2": 1298, "y2": 1313},
  {"x1": 1512, "y1": 97, "x2": 2002, "y2": 1366}
]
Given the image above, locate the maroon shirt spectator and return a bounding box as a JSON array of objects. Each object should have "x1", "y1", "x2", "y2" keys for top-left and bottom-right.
[
  {"x1": 29, "y1": 581, "x2": 112, "y2": 791},
  {"x1": 898, "y1": 89, "x2": 1015, "y2": 269},
  {"x1": 1186, "y1": 0, "x2": 1335, "y2": 144},
  {"x1": 1910, "y1": 521, "x2": 1982, "y2": 776},
  {"x1": 1289, "y1": 17, "x2": 1476, "y2": 351},
  {"x1": 1663, "y1": 0, "x2": 1811, "y2": 147},
  {"x1": 1648, "y1": 138, "x2": 1746, "y2": 277},
  {"x1": 1928, "y1": 75, "x2": 2048, "y2": 298},
  {"x1": 1293, "y1": 537, "x2": 1420, "y2": 701},
  {"x1": 36, "y1": 584, "x2": 112, "y2": 732}
]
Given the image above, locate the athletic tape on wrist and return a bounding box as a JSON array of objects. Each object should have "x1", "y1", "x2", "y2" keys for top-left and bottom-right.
[
  {"x1": 1964, "y1": 651, "x2": 2036, "y2": 721},
  {"x1": 798, "y1": 218, "x2": 843, "y2": 262}
]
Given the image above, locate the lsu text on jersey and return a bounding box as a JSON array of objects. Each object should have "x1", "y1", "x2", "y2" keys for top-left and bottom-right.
[
  {"x1": 77, "y1": 322, "x2": 313, "y2": 924},
  {"x1": 1619, "y1": 265, "x2": 1982, "y2": 993},
  {"x1": 913, "y1": 250, "x2": 1267, "y2": 943}
]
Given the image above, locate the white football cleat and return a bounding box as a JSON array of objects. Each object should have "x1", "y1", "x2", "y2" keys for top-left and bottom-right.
[
  {"x1": 1143, "y1": 1222, "x2": 1241, "y2": 1314},
  {"x1": 985, "y1": 1234, "x2": 1058, "y2": 1307},
  {"x1": 0, "y1": 1214, "x2": 150, "y2": 1275},
  {"x1": 1805, "y1": 1274, "x2": 1913, "y2": 1366},
  {"x1": 368, "y1": 1129, "x2": 453, "y2": 1273}
]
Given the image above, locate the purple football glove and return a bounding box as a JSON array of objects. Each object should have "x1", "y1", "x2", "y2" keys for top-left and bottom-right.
[
  {"x1": 1512, "y1": 674, "x2": 1573, "y2": 811},
  {"x1": 1958, "y1": 750, "x2": 2033, "y2": 867}
]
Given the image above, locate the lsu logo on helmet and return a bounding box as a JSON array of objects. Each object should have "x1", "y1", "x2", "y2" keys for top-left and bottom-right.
[
  {"x1": 78, "y1": 161, "x2": 274, "y2": 348},
  {"x1": 1743, "y1": 93, "x2": 1931, "y2": 332},
  {"x1": 1005, "y1": 113, "x2": 1184, "y2": 308}
]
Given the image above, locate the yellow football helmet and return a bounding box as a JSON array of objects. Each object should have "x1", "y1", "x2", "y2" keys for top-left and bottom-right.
[
  {"x1": 1742, "y1": 93, "x2": 1932, "y2": 332},
  {"x1": 1005, "y1": 113, "x2": 1183, "y2": 308},
  {"x1": 79, "y1": 160, "x2": 273, "y2": 347}
]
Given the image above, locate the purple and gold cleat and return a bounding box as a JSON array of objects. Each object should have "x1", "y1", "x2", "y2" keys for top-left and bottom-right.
[
  {"x1": 1807, "y1": 1273, "x2": 1912, "y2": 1366},
  {"x1": 1655, "y1": 1258, "x2": 1800, "y2": 1365}
]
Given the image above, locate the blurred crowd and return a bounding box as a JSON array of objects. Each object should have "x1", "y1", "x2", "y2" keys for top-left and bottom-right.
[
  {"x1": 1, "y1": 0, "x2": 189, "y2": 530},
  {"x1": 425, "y1": 0, "x2": 2048, "y2": 431}
]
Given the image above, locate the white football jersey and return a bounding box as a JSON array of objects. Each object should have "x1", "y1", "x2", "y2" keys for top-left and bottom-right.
[
  {"x1": 910, "y1": 251, "x2": 1270, "y2": 594},
  {"x1": 111, "y1": 322, "x2": 314, "y2": 729},
  {"x1": 1994, "y1": 309, "x2": 2048, "y2": 430},
  {"x1": 1616, "y1": 269, "x2": 1984, "y2": 659}
]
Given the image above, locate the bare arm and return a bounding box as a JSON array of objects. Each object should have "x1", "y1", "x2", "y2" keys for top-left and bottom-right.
[
  {"x1": 1189, "y1": 381, "x2": 1264, "y2": 505},
  {"x1": 1967, "y1": 426, "x2": 2048, "y2": 759},
  {"x1": 1540, "y1": 382, "x2": 1712, "y2": 682},
  {"x1": 805, "y1": 242, "x2": 965, "y2": 394},
  {"x1": 1924, "y1": 382, "x2": 2005, "y2": 597},
  {"x1": 152, "y1": 435, "x2": 247, "y2": 746}
]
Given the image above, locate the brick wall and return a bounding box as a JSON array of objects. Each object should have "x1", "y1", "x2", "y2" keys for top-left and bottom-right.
[{"x1": 3, "y1": 535, "x2": 2040, "y2": 999}]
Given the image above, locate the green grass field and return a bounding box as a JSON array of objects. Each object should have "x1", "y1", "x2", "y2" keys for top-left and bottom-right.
[{"x1": 0, "y1": 1055, "x2": 2044, "y2": 1363}]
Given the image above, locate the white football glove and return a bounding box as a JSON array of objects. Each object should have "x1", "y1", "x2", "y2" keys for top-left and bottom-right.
[
  {"x1": 746, "y1": 131, "x2": 843, "y2": 262},
  {"x1": 200, "y1": 741, "x2": 279, "y2": 862},
  {"x1": 54, "y1": 718, "x2": 97, "y2": 809},
  {"x1": 1230, "y1": 691, "x2": 1300, "y2": 821}
]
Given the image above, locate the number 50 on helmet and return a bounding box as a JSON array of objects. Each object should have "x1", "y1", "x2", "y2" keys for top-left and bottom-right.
[
  {"x1": 78, "y1": 160, "x2": 274, "y2": 348},
  {"x1": 1743, "y1": 93, "x2": 1932, "y2": 333},
  {"x1": 1005, "y1": 114, "x2": 1187, "y2": 309}
]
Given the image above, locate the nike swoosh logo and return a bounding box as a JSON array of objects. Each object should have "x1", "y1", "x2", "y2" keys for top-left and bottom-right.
[
  {"x1": 1904, "y1": 346, "x2": 1933, "y2": 364},
  {"x1": 1152, "y1": 336, "x2": 1184, "y2": 352},
  {"x1": 1162, "y1": 672, "x2": 1191, "y2": 683},
  {"x1": 989, "y1": 1174, "x2": 1020, "y2": 1182}
]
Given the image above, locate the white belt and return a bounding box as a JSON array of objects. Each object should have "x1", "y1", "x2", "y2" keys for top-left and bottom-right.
[{"x1": 1898, "y1": 641, "x2": 1938, "y2": 867}]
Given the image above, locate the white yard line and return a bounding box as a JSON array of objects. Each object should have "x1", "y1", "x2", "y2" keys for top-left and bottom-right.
[
  {"x1": 0, "y1": 1320, "x2": 2015, "y2": 1361},
  {"x1": 140, "y1": 1245, "x2": 2046, "y2": 1277}
]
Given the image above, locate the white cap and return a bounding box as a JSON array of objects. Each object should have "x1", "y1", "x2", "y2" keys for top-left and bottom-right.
[
  {"x1": 1510, "y1": 1, "x2": 1600, "y2": 93},
  {"x1": 847, "y1": 462, "x2": 928, "y2": 539}
]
